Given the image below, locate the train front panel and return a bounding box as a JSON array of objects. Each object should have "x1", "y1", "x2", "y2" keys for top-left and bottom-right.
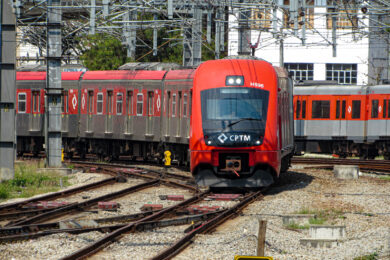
[{"x1": 190, "y1": 59, "x2": 281, "y2": 188}]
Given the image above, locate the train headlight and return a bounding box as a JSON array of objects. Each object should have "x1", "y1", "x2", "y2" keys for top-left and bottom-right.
[
  {"x1": 255, "y1": 140, "x2": 261, "y2": 145},
  {"x1": 226, "y1": 76, "x2": 244, "y2": 86}
]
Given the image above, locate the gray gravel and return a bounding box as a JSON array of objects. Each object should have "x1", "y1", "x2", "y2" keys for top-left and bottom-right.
[{"x1": 0, "y1": 166, "x2": 389, "y2": 260}]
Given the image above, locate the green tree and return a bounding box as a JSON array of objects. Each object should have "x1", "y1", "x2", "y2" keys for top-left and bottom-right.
[{"x1": 78, "y1": 33, "x2": 129, "y2": 70}]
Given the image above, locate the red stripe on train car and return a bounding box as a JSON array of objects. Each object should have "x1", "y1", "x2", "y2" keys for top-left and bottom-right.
[
  {"x1": 16, "y1": 71, "x2": 83, "y2": 81},
  {"x1": 82, "y1": 70, "x2": 167, "y2": 80}
]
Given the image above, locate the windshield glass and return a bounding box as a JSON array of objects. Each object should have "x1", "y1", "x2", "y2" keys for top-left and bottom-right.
[{"x1": 201, "y1": 87, "x2": 269, "y2": 131}]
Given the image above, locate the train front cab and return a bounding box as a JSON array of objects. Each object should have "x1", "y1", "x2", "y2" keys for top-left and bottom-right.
[{"x1": 190, "y1": 59, "x2": 291, "y2": 188}]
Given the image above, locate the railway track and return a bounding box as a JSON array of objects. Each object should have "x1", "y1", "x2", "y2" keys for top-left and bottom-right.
[{"x1": 292, "y1": 157, "x2": 390, "y2": 174}]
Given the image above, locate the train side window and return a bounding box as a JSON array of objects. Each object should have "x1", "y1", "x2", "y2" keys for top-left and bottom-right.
[
  {"x1": 147, "y1": 91, "x2": 154, "y2": 116},
  {"x1": 62, "y1": 91, "x2": 69, "y2": 113},
  {"x1": 371, "y1": 99, "x2": 379, "y2": 118},
  {"x1": 116, "y1": 93, "x2": 123, "y2": 115},
  {"x1": 296, "y1": 100, "x2": 301, "y2": 119},
  {"x1": 302, "y1": 100, "x2": 306, "y2": 118},
  {"x1": 127, "y1": 91, "x2": 133, "y2": 115},
  {"x1": 18, "y1": 93, "x2": 26, "y2": 113},
  {"x1": 183, "y1": 94, "x2": 188, "y2": 117},
  {"x1": 97, "y1": 93, "x2": 103, "y2": 114},
  {"x1": 388, "y1": 99, "x2": 390, "y2": 118},
  {"x1": 32, "y1": 91, "x2": 40, "y2": 113},
  {"x1": 88, "y1": 91, "x2": 94, "y2": 114},
  {"x1": 341, "y1": 100, "x2": 346, "y2": 119},
  {"x1": 335, "y1": 100, "x2": 340, "y2": 119},
  {"x1": 383, "y1": 100, "x2": 387, "y2": 118},
  {"x1": 352, "y1": 100, "x2": 361, "y2": 119},
  {"x1": 172, "y1": 94, "x2": 177, "y2": 117},
  {"x1": 312, "y1": 100, "x2": 330, "y2": 119},
  {"x1": 136, "y1": 93, "x2": 143, "y2": 116}
]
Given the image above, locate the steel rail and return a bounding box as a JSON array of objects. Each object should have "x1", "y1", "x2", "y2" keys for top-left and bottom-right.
[
  {"x1": 8, "y1": 180, "x2": 160, "y2": 227},
  {"x1": 60, "y1": 191, "x2": 210, "y2": 260},
  {"x1": 0, "y1": 203, "x2": 77, "y2": 221},
  {"x1": 0, "y1": 211, "x2": 222, "y2": 243},
  {"x1": 151, "y1": 191, "x2": 264, "y2": 260},
  {"x1": 0, "y1": 177, "x2": 117, "y2": 213}
]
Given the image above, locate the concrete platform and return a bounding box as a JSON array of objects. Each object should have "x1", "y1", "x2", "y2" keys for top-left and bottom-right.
[
  {"x1": 333, "y1": 165, "x2": 359, "y2": 179},
  {"x1": 300, "y1": 238, "x2": 341, "y2": 248},
  {"x1": 282, "y1": 214, "x2": 316, "y2": 226},
  {"x1": 309, "y1": 225, "x2": 346, "y2": 239}
]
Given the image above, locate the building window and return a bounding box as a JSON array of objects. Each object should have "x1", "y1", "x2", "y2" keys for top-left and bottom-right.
[
  {"x1": 312, "y1": 100, "x2": 330, "y2": 119},
  {"x1": 116, "y1": 93, "x2": 123, "y2": 115},
  {"x1": 352, "y1": 100, "x2": 361, "y2": 119},
  {"x1": 136, "y1": 93, "x2": 143, "y2": 116},
  {"x1": 326, "y1": 64, "x2": 357, "y2": 84},
  {"x1": 18, "y1": 93, "x2": 26, "y2": 113},
  {"x1": 97, "y1": 93, "x2": 103, "y2": 114},
  {"x1": 252, "y1": 7, "x2": 272, "y2": 29},
  {"x1": 284, "y1": 63, "x2": 314, "y2": 81},
  {"x1": 283, "y1": 0, "x2": 315, "y2": 29},
  {"x1": 327, "y1": 0, "x2": 358, "y2": 29}
]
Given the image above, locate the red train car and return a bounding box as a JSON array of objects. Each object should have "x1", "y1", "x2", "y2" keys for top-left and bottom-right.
[{"x1": 190, "y1": 58, "x2": 294, "y2": 188}]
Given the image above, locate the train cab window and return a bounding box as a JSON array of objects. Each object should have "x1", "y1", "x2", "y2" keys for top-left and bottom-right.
[
  {"x1": 312, "y1": 100, "x2": 330, "y2": 119},
  {"x1": 371, "y1": 99, "x2": 379, "y2": 118},
  {"x1": 116, "y1": 93, "x2": 123, "y2": 115},
  {"x1": 172, "y1": 94, "x2": 177, "y2": 117},
  {"x1": 127, "y1": 91, "x2": 133, "y2": 115},
  {"x1": 32, "y1": 91, "x2": 40, "y2": 113},
  {"x1": 302, "y1": 100, "x2": 306, "y2": 118},
  {"x1": 107, "y1": 91, "x2": 113, "y2": 115},
  {"x1": 147, "y1": 91, "x2": 154, "y2": 116},
  {"x1": 62, "y1": 91, "x2": 69, "y2": 113},
  {"x1": 18, "y1": 93, "x2": 26, "y2": 113},
  {"x1": 97, "y1": 93, "x2": 103, "y2": 114},
  {"x1": 352, "y1": 100, "x2": 361, "y2": 119},
  {"x1": 183, "y1": 94, "x2": 188, "y2": 117},
  {"x1": 383, "y1": 100, "x2": 387, "y2": 118},
  {"x1": 136, "y1": 93, "x2": 143, "y2": 116},
  {"x1": 88, "y1": 91, "x2": 94, "y2": 114},
  {"x1": 296, "y1": 100, "x2": 301, "y2": 118}
]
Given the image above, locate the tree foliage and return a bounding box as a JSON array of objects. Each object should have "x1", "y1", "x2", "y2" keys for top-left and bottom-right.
[{"x1": 78, "y1": 33, "x2": 129, "y2": 70}]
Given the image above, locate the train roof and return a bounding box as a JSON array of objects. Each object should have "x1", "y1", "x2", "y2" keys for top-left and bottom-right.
[
  {"x1": 82, "y1": 70, "x2": 167, "y2": 80},
  {"x1": 165, "y1": 69, "x2": 195, "y2": 80},
  {"x1": 16, "y1": 71, "x2": 83, "y2": 81},
  {"x1": 293, "y1": 85, "x2": 368, "y2": 95},
  {"x1": 367, "y1": 85, "x2": 390, "y2": 94}
]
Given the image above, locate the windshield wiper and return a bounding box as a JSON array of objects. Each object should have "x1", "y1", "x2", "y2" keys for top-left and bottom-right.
[{"x1": 227, "y1": 118, "x2": 263, "y2": 128}]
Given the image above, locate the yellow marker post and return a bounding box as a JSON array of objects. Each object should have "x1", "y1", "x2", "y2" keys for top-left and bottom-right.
[
  {"x1": 61, "y1": 149, "x2": 64, "y2": 162},
  {"x1": 164, "y1": 150, "x2": 171, "y2": 166}
]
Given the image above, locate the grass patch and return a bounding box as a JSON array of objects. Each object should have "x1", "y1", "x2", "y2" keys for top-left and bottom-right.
[
  {"x1": 0, "y1": 161, "x2": 71, "y2": 202},
  {"x1": 294, "y1": 207, "x2": 346, "y2": 224},
  {"x1": 354, "y1": 252, "x2": 378, "y2": 260},
  {"x1": 285, "y1": 221, "x2": 309, "y2": 230},
  {"x1": 379, "y1": 176, "x2": 390, "y2": 181}
]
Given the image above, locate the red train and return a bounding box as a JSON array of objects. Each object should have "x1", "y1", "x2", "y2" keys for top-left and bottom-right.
[{"x1": 16, "y1": 57, "x2": 294, "y2": 188}]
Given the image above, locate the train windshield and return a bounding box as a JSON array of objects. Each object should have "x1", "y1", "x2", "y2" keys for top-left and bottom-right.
[{"x1": 201, "y1": 87, "x2": 269, "y2": 146}]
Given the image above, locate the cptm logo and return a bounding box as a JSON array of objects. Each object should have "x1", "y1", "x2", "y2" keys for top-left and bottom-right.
[{"x1": 218, "y1": 133, "x2": 228, "y2": 143}]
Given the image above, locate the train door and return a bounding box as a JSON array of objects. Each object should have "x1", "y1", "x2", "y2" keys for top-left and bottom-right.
[
  {"x1": 165, "y1": 91, "x2": 171, "y2": 136},
  {"x1": 62, "y1": 90, "x2": 69, "y2": 132},
  {"x1": 126, "y1": 91, "x2": 133, "y2": 134},
  {"x1": 146, "y1": 91, "x2": 154, "y2": 135},
  {"x1": 384, "y1": 97, "x2": 390, "y2": 134},
  {"x1": 295, "y1": 96, "x2": 307, "y2": 137},
  {"x1": 87, "y1": 90, "x2": 94, "y2": 132},
  {"x1": 30, "y1": 90, "x2": 41, "y2": 131},
  {"x1": 183, "y1": 93, "x2": 189, "y2": 138},
  {"x1": 176, "y1": 91, "x2": 182, "y2": 137},
  {"x1": 333, "y1": 96, "x2": 347, "y2": 137},
  {"x1": 106, "y1": 90, "x2": 113, "y2": 133}
]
